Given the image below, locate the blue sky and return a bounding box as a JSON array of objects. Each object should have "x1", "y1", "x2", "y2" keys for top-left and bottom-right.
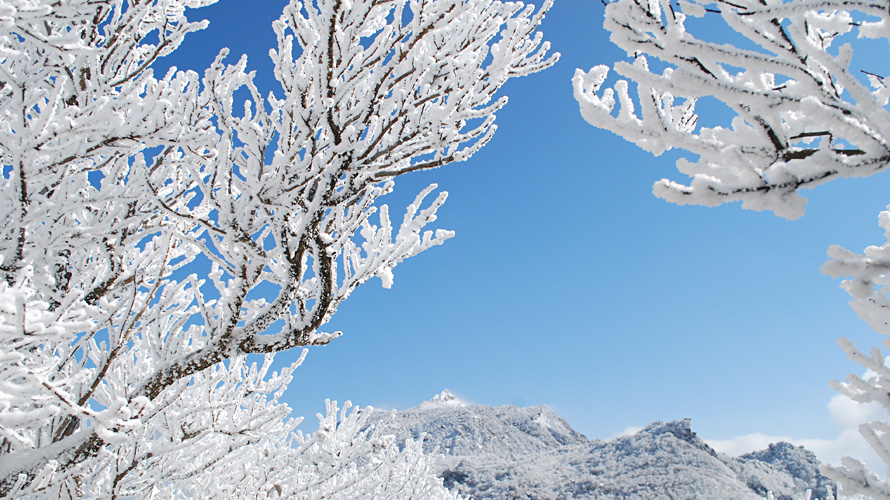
[{"x1": 155, "y1": 0, "x2": 890, "y2": 464}]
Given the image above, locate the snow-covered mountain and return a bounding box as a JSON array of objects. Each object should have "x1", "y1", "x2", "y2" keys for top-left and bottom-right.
[
  {"x1": 368, "y1": 391, "x2": 836, "y2": 500},
  {"x1": 371, "y1": 389, "x2": 586, "y2": 457}
]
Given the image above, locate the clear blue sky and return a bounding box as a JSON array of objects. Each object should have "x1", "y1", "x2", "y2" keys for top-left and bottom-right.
[{"x1": 154, "y1": 0, "x2": 890, "y2": 455}]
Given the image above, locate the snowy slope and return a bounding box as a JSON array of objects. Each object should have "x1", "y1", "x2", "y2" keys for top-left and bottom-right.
[
  {"x1": 368, "y1": 391, "x2": 835, "y2": 500},
  {"x1": 369, "y1": 390, "x2": 587, "y2": 457}
]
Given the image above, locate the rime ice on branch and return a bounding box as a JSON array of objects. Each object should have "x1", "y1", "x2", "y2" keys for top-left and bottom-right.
[
  {"x1": 575, "y1": 0, "x2": 890, "y2": 219},
  {"x1": 823, "y1": 207, "x2": 890, "y2": 499},
  {"x1": 0, "y1": 0, "x2": 556, "y2": 496},
  {"x1": 576, "y1": 0, "x2": 890, "y2": 496}
]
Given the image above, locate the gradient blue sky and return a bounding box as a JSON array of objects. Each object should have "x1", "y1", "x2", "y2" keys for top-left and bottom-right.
[{"x1": 155, "y1": 0, "x2": 890, "y2": 461}]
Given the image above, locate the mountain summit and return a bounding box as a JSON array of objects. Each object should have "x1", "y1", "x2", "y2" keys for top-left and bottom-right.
[
  {"x1": 371, "y1": 391, "x2": 586, "y2": 457},
  {"x1": 369, "y1": 393, "x2": 835, "y2": 500},
  {"x1": 417, "y1": 389, "x2": 466, "y2": 408}
]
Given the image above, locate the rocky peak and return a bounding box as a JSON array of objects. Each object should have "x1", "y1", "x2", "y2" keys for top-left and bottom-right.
[
  {"x1": 637, "y1": 418, "x2": 718, "y2": 457},
  {"x1": 739, "y1": 442, "x2": 835, "y2": 500},
  {"x1": 419, "y1": 389, "x2": 465, "y2": 408}
]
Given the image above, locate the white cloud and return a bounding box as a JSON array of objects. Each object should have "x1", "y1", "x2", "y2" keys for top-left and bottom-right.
[
  {"x1": 705, "y1": 394, "x2": 889, "y2": 477},
  {"x1": 611, "y1": 425, "x2": 644, "y2": 439},
  {"x1": 827, "y1": 392, "x2": 887, "y2": 430}
]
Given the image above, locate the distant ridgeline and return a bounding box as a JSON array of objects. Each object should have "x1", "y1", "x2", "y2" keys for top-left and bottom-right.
[{"x1": 367, "y1": 390, "x2": 836, "y2": 500}]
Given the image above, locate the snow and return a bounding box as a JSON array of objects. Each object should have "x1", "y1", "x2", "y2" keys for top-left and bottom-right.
[
  {"x1": 0, "y1": 0, "x2": 556, "y2": 495},
  {"x1": 418, "y1": 389, "x2": 468, "y2": 409},
  {"x1": 576, "y1": 0, "x2": 890, "y2": 220},
  {"x1": 371, "y1": 392, "x2": 836, "y2": 500}
]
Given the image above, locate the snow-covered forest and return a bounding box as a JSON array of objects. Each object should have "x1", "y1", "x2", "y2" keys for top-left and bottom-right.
[{"x1": 1, "y1": 0, "x2": 889, "y2": 498}]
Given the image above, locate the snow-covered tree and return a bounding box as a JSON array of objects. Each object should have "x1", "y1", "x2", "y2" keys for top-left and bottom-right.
[
  {"x1": 574, "y1": 0, "x2": 889, "y2": 497},
  {"x1": 575, "y1": 0, "x2": 890, "y2": 220},
  {"x1": 822, "y1": 212, "x2": 890, "y2": 499},
  {"x1": 0, "y1": 0, "x2": 556, "y2": 496}
]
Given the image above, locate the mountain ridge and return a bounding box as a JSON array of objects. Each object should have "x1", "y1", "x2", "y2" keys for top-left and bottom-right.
[{"x1": 367, "y1": 390, "x2": 836, "y2": 500}]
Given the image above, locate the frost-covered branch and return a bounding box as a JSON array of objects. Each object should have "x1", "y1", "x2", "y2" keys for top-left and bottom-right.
[
  {"x1": 823, "y1": 207, "x2": 890, "y2": 498},
  {"x1": 0, "y1": 0, "x2": 555, "y2": 494},
  {"x1": 578, "y1": 0, "x2": 890, "y2": 495},
  {"x1": 575, "y1": 0, "x2": 890, "y2": 219}
]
